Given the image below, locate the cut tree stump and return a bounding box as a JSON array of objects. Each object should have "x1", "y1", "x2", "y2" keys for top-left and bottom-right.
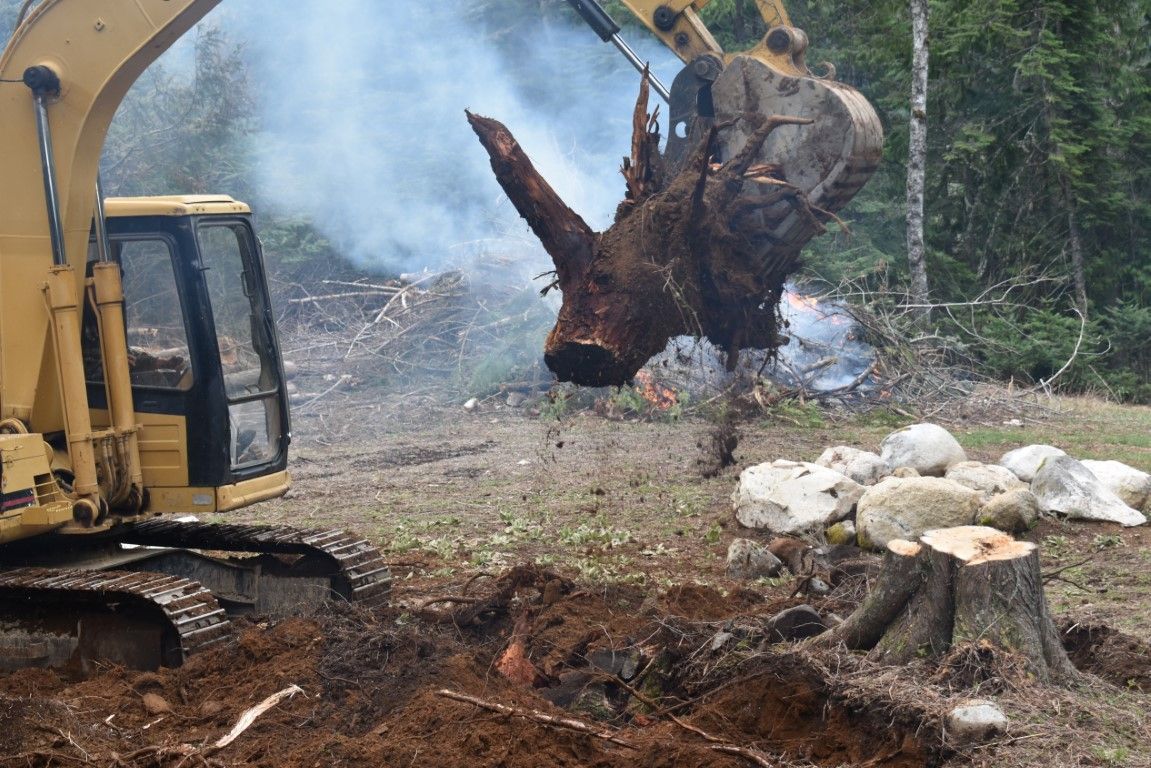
[
  {"x1": 814, "y1": 526, "x2": 1077, "y2": 684},
  {"x1": 467, "y1": 74, "x2": 840, "y2": 387}
]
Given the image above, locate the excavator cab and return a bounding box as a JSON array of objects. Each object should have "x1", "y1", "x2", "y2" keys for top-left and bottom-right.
[{"x1": 82, "y1": 196, "x2": 290, "y2": 515}]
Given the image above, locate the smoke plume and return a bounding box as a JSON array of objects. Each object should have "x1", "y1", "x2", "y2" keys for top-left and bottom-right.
[{"x1": 220, "y1": 0, "x2": 678, "y2": 276}]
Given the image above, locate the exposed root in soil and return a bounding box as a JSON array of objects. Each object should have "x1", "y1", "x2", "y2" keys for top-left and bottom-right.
[{"x1": 5, "y1": 559, "x2": 1151, "y2": 768}]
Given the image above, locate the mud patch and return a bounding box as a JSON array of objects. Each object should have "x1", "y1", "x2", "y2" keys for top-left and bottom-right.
[
  {"x1": 1062, "y1": 621, "x2": 1151, "y2": 691},
  {"x1": 0, "y1": 576, "x2": 943, "y2": 768}
]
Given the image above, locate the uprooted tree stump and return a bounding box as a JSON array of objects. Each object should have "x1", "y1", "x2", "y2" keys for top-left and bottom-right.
[
  {"x1": 813, "y1": 526, "x2": 1077, "y2": 684},
  {"x1": 467, "y1": 75, "x2": 841, "y2": 386}
]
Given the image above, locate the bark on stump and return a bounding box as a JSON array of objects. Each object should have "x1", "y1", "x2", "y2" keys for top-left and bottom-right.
[
  {"x1": 815, "y1": 526, "x2": 1076, "y2": 683},
  {"x1": 467, "y1": 76, "x2": 837, "y2": 387}
]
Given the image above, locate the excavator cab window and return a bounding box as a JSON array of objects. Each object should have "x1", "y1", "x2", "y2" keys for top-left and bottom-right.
[
  {"x1": 196, "y1": 220, "x2": 284, "y2": 469},
  {"x1": 83, "y1": 211, "x2": 289, "y2": 488},
  {"x1": 82, "y1": 238, "x2": 194, "y2": 390}
]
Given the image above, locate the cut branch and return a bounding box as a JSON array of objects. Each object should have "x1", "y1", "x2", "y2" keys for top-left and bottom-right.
[{"x1": 465, "y1": 110, "x2": 595, "y2": 288}]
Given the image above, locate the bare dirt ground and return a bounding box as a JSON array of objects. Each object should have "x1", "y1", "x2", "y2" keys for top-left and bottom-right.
[{"x1": 3, "y1": 388, "x2": 1150, "y2": 767}]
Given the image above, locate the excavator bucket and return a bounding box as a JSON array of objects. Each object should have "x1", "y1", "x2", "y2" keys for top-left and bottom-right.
[{"x1": 707, "y1": 53, "x2": 884, "y2": 259}]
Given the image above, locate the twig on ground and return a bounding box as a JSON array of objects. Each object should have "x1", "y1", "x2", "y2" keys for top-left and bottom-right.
[
  {"x1": 605, "y1": 673, "x2": 779, "y2": 767},
  {"x1": 212, "y1": 684, "x2": 305, "y2": 750},
  {"x1": 435, "y1": 689, "x2": 637, "y2": 749},
  {"x1": 293, "y1": 374, "x2": 351, "y2": 413},
  {"x1": 709, "y1": 743, "x2": 778, "y2": 768}
]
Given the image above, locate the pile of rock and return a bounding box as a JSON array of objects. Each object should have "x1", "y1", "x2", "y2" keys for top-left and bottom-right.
[{"x1": 732, "y1": 422, "x2": 1149, "y2": 549}]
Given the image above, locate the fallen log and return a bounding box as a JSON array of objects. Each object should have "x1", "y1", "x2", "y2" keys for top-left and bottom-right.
[
  {"x1": 467, "y1": 75, "x2": 836, "y2": 386},
  {"x1": 813, "y1": 526, "x2": 1077, "y2": 684}
]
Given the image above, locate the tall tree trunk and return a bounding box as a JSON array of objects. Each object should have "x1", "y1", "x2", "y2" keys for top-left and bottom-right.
[
  {"x1": 906, "y1": 0, "x2": 930, "y2": 322},
  {"x1": 1060, "y1": 175, "x2": 1089, "y2": 318}
]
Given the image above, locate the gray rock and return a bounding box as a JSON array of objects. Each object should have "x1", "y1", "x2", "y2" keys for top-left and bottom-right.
[
  {"x1": 946, "y1": 699, "x2": 1007, "y2": 743},
  {"x1": 726, "y1": 538, "x2": 784, "y2": 581},
  {"x1": 815, "y1": 446, "x2": 890, "y2": 485},
  {"x1": 764, "y1": 605, "x2": 827, "y2": 642},
  {"x1": 1031, "y1": 455, "x2": 1146, "y2": 526},
  {"x1": 733, "y1": 460, "x2": 864, "y2": 535},
  {"x1": 879, "y1": 423, "x2": 967, "y2": 477},
  {"x1": 856, "y1": 476, "x2": 982, "y2": 549},
  {"x1": 946, "y1": 461, "x2": 1028, "y2": 498},
  {"x1": 978, "y1": 490, "x2": 1040, "y2": 533},
  {"x1": 1081, "y1": 459, "x2": 1151, "y2": 512},
  {"x1": 998, "y1": 444, "x2": 1066, "y2": 483}
]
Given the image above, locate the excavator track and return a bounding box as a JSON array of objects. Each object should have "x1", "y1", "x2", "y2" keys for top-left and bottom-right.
[
  {"x1": 0, "y1": 566, "x2": 230, "y2": 671},
  {"x1": 117, "y1": 520, "x2": 392, "y2": 608}
]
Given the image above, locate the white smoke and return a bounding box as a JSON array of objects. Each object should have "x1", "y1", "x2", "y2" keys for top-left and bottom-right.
[{"x1": 215, "y1": 0, "x2": 679, "y2": 275}]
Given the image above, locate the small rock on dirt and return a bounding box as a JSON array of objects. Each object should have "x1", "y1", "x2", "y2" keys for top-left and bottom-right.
[
  {"x1": 1031, "y1": 455, "x2": 1146, "y2": 526},
  {"x1": 463, "y1": 397, "x2": 478, "y2": 411},
  {"x1": 764, "y1": 605, "x2": 827, "y2": 642},
  {"x1": 141, "y1": 693, "x2": 172, "y2": 715},
  {"x1": 726, "y1": 538, "x2": 784, "y2": 581},
  {"x1": 946, "y1": 699, "x2": 1008, "y2": 743},
  {"x1": 879, "y1": 423, "x2": 966, "y2": 477},
  {"x1": 998, "y1": 444, "x2": 1066, "y2": 482}
]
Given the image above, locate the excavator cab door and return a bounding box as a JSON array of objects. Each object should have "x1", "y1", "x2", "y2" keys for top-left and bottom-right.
[{"x1": 84, "y1": 213, "x2": 289, "y2": 502}]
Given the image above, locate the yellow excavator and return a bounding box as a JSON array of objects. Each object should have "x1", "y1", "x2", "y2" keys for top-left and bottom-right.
[
  {"x1": 0, "y1": 0, "x2": 391, "y2": 673},
  {"x1": 0, "y1": 0, "x2": 881, "y2": 673}
]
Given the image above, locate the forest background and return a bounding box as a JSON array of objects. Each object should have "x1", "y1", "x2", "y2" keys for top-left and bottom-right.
[{"x1": 2, "y1": 0, "x2": 1149, "y2": 402}]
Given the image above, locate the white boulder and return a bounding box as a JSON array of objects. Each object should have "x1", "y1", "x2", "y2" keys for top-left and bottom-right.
[
  {"x1": 815, "y1": 446, "x2": 890, "y2": 486},
  {"x1": 1031, "y1": 455, "x2": 1146, "y2": 526},
  {"x1": 1081, "y1": 459, "x2": 1151, "y2": 512},
  {"x1": 946, "y1": 699, "x2": 1008, "y2": 743},
  {"x1": 998, "y1": 444, "x2": 1066, "y2": 483},
  {"x1": 879, "y1": 423, "x2": 966, "y2": 477},
  {"x1": 856, "y1": 476, "x2": 982, "y2": 549},
  {"x1": 733, "y1": 460, "x2": 864, "y2": 535},
  {"x1": 945, "y1": 461, "x2": 1028, "y2": 498}
]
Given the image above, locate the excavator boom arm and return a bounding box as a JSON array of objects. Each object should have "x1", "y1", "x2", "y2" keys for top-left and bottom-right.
[
  {"x1": 0, "y1": 0, "x2": 223, "y2": 276},
  {"x1": 616, "y1": 0, "x2": 792, "y2": 63}
]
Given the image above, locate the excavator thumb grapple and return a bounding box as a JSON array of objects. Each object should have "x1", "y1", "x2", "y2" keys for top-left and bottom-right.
[{"x1": 569, "y1": 0, "x2": 884, "y2": 260}]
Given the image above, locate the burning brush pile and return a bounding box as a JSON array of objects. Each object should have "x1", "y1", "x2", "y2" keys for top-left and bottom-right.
[
  {"x1": 271, "y1": 266, "x2": 994, "y2": 421},
  {"x1": 272, "y1": 269, "x2": 557, "y2": 409}
]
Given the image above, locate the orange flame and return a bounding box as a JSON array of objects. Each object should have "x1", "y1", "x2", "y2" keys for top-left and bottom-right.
[
  {"x1": 785, "y1": 292, "x2": 821, "y2": 313},
  {"x1": 784, "y1": 292, "x2": 851, "y2": 326},
  {"x1": 634, "y1": 370, "x2": 678, "y2": 410}
]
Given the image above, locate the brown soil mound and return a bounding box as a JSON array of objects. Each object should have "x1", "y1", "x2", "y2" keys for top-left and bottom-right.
[
  {"x1": 1, "y1": 571, "x2": 945, "y2": 768},
  {"x1": 1062, "y1": 621, "x2": 1151, "y2": 692}
]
